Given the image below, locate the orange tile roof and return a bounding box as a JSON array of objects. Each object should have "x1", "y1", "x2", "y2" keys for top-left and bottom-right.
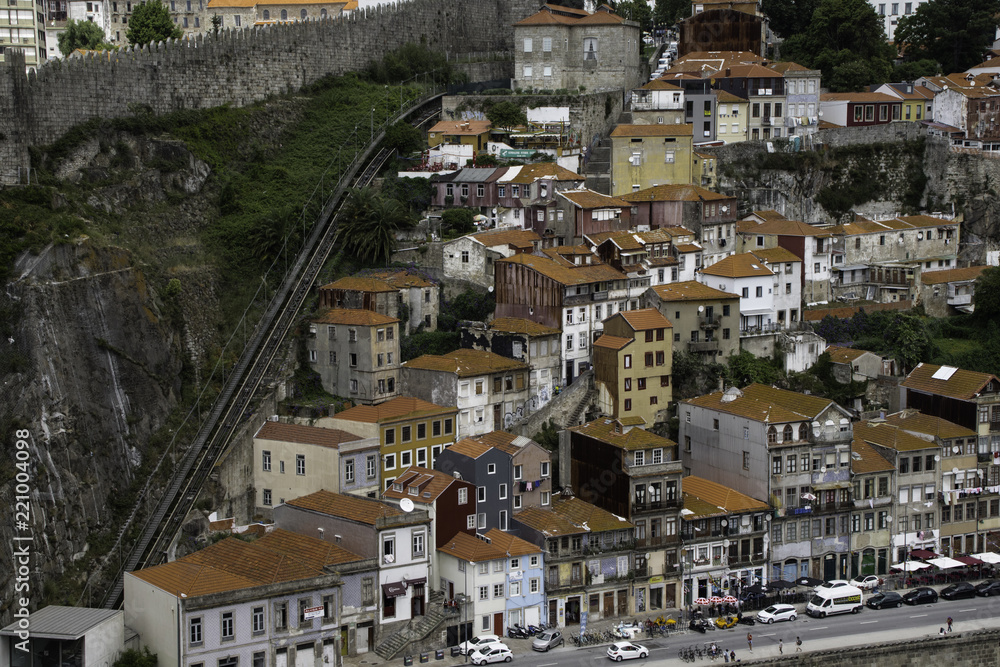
[
  {"x1": 593, "y1": 334, "x2": 633, "y2": 350},
  {"x1": 439, "y1": 531, "x2": 509, "y2": 561},
  {"x1": 855, "y1": 420, "x2": 937, "y2": 452},
  {"x1": 551, "y1": 495, "x2": 633, "y2": 532},
  {"x1": 715, "y1": 90, "x2": 747, "y2": 103},
  {"x1": 901, "y1": 363, "x2": 999, "y2": 401},
  {"x1": 312, "y1": 308, "x2": 399, "y2": 326},
  {"x1": 675, "y1": 243, "x2": 703, "y2": 253},
  {"x1": 320, "y1": 276, "x2": 396, "y2": 293},
  {"x1": 825, "y1": 346, "x2": 874, "y2": 365},
  {"x1": 768, "y1": 61, "x2": 813, "y2": 73},
  {"x1": 488, "y1": 317, "x2": 561, "y2": 336},
  {"x1": 639, "y1": 80, "x2": 684, "y2": 90},
  {"x1": 650, "y1": 280, "x2": 739, "y2": 301},
  {"x1": 483, "y1": 528, "x2": 543, "y2": 557},
  {"x1": 254, "y1": 421, "x2": 363, "y2": 449},
  {"x1": 428, "y1": 120, "x2": 492, "y2": 135},
  {"x1": 365, "y1": 269, "x2": 436, "y2": 289},
  {"x1": 618, "y1": 308, "x2": 673, "y2": 331},
  {"x1": 851, "y1": 438, "x2": 895, "y2": 475},
  {"x1": 558, "y1": 189, "x2": 632, "y2": 209},
  {"x1": 403, "y1": 348, "x2": 528, "y2": 377},
  {"x1": 920, "y1": 266, "x2": 988, "y2": 285},
  {"x1": 285, "y1": 490, "x2": 404, "y2": 525},
  {"x1": 469, "y1": 228, "x2": 541, "y2": 249},
  {"x1": 445, "y1": 437, "x2": 497, "y2": 460},
  {"x1": 821, "y1": 92, "x2": 901, "y2": 103},
  {"x1": 746, "y1": 218, "x2": 831, "y2": 237},
  {"x1": 611, "y1": 124, "x2": 694, "y2": 137},
  {"x1": 750, "y1": 210, "x2": 786, "y2": 222},
  {"x1": 514, "y1": 3, "x2": 626, "y2": 26},
  {"x1": 496, "y1": 253, "x2": 625, "y2": 286},
  {"x1": 621, "y1": 184, "x2": 731, "y2": 203},
  {"x1": 382, "y1": 466, "x2": 466, "y2": 504},
  {"x1": 882, "y1": 410, "x2": 977, "y2": 440},
  {"x1": 682, "y1": 476, "x2": 768, "y2": 516},
  {"x1": 568, "y1": 418, "x2": 676, "y2": 451},
  {"x1": 506, "y1": 162, "x2": 584, "y2": 184},
  {"x1": 469, "y1": 430, "x2": 538, "y2": 456},
  {"x1": 332, "y1": 396, "x2": 455, "y2": 425},
  {"x1": 700, "y1": 253, "x2": 774, "y2": 278},
  {"x1": 751, "y1": 247, "x2": 801, "y2": 263},
  {"x1": 130, "y1": 529, "x2": 363, "y2": 597},
  {"x1": 684, "y1": 384, "x2": 834, "y2": 426}
]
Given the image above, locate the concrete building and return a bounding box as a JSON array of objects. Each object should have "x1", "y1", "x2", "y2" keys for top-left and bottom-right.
[
  {"x1": 401, "y1": 349, "x2": 531, "y2": 438},
  {"x1": 738, "y1": 217, "x2": 834, "y2": 306},
  {"x1": 252, "y1": 420, "x2": 376, "y2": 513},
  {"x1": 274, "y1": 491, "x2": 431, "y2": 629},
  {"x1": 819, "y1": 92, "x2": 903, "y2": 128},
  {"x1": 0, "y1": 606, "x2": 125, "y2": 666},
  {"x1": 679, "y1": 0, "x2": 765, "y2": 57},
  {"x1": 365, "y1": 268, "x2": 440, "y2": 333},
  {"x1": 680, "y1": 476, "x2": 770, "y2": 605},
  {"x1": 698, "y1": 252, "x2": 775, "y2": 332},
  {"x1": 321, "y1": 396, "x2": 457, "y2": 488},
  {"x1": 643, "y1": 280, "x2": 741, "y2": 360},
  {"x1": 382, "y1": 465, "x2": 477, "y2": 551},
  {"x1": 609, "y1": 124, "x2": 695, "y2": 196},
  {"x1": 496, "y1": 163, "x2": 586, "y2": 236},
  {"x1": 461, "y1": 317, "x2": 561, "y2": 408},
  {"x1": 512, "y1": 4, "x2": 642, "y2": 94},
  {"x1": 512, "y1": 495, "x2": 636, "y2": 625},
  {"x1": 871, "y1": 0, "x2": 930, "y2": 41},
  {"x1": 680, "y1": 384, "x2": 855, "y2": 582},
  {"x1": 1, "y1": 0, "x2": 47, "y2": 71},
  {"x1": 872, "y1": 82, "x2": 935, "y2": 123},
  {"x1": 307, "y1": 308, "x2": 400, "y2": 404},
  {"x1": 430, "y1": 167, "x2": 505, "y2": 216},
  {"x1": 751, "y1": 246, "x2": 803, "y2": 329},
  {"x1": 554, "y1": 188, "x2": 633, "y2": 243},
  {"x1": 564, "y1": 418, "x2": 684, "y2": 612},
  {"x1": 848, "y1": 437, "x2": 895, "y2": 578},
  {"x1": 826, "y1": 346, "x2": 889, "y2": 383},
  {"x1": 427, "y1": 119, "x2": 491, "y2": 154},
  {"x1": 714, "y1": 90, "x2": 750, "y2": 143},
  {"x1": 125, "y1": 529, "x2": 357, "y2": 667},
  {"x1": 917, "y1": 265, "x2": 986, "y2": 317},
  {"x1": 442, "y1": 228, "x2": 540, "y2": 289},
  {"x1": 435, "y1": 438, "x2": 516, "y2": 533},
  {"x1": 768, "y1": 61, "x2": 821, "y2": 137},
  {"x1": 883, "y1": 410, "x2": 982, "y2": 557},
  {"x1": 437, "y1": 529, "x2": 544, "y2": 637},
  {"x1": 470, "y1": 430, "x2": 554, "y2": 512},
  {"x1": 318, "y1": 276, "x2": 398, "y2": 315},
  {"x1": 593, "y1": 308, "x2": 674, "y2": 425},
  {"x1": 630, "y1": 80, "x2": 687, "y2": 126}
]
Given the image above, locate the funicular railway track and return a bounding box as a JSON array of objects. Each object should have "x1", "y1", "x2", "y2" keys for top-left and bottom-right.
[{"x1": 101, "y1": 94, "x2": 442, "y2": 609}]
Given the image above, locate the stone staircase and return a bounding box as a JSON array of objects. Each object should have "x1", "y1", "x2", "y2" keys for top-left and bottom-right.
[
  {"x1": 584, "y1": 139, "x2": 611, "y2": 194},
  {"x1": 566, "y1": 386, "x2": 597, "y2": 427},
  {"x1": 375, "y1": 590, "x2": 453, "y2": 660}
]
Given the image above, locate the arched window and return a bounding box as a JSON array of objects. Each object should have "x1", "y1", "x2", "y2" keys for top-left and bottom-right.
[
  {"x1": 798, "y1": 423, "x2": 808, "y2": 441},
  {"x1": 300, "y1": 8, "x2": 306, "y2": 18},
  {"x1": 767, "y1": 426, "x2": 777, "y2": 444},
  {"x1": 280, "y1": 9, "x2": 287, "y2": 20},
  {"x1": 320, "y1": 7, "x2": 326, "y2": 17},
  {"x1": 262, "y1": 9, "x2": 268, "y2": 19},
  {"x1": 783, "y1": 424, "x2": 793, "y2": 442}
]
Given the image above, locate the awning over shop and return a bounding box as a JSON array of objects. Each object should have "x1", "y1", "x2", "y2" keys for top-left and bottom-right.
[
  {"x1": 407, "y1": 577, "x2": 427, "y2": 587},
  {"x1": 956, "y1": 556, "x2": 984, "y2": 566},
  {"x1": 926, "y1": 556, "x2": 965, "y2": 570},
  {"x1": 382, "y1": 582, "x2": 407, "y2": 598}
]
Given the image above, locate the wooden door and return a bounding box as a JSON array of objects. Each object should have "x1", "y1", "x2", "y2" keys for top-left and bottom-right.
[
  {"x1": 603, "y1": 591, "x2": 614, "y2": 618},
  {"x1": 494, "y1": 611, "x2": 504, "y2": 636}
]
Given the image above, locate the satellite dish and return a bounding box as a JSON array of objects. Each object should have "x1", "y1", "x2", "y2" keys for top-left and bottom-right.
[
  {"x1": 723, "y1": 539, "x2": 730, "y2": 547},
  {"x1": 488, "y1": 286, "x2": 494, "y2": 292},
  {"x1": 934, "y1": 455, "x2": 941, "y2": 461},
  {"x1": 886, "y1": 515, "x2": 893, "y2": 523},
  {"x1": 953, "y1": 446, "x2": 961, "y2": 454},
  {"x1": 821, "y1": 466, "x2": 827, "y2": 473},
  {"x1": 400, "y1": 498, "x2": 415, "y2": 512},
  {"x1": 698, "y1": 305, "x2": 704, "y2": 312},
  {"x1": 953, "y1": 467, "x2": 960, "y2": 475},
  {"x1": 721, "y1": 519, "x2": 728, "y2": 527}
]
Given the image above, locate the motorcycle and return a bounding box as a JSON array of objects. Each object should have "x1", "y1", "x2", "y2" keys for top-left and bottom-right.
[
  {"x1": 737, "y1": 613, "x2": 755, "y2": 626},
  {"x1": 507, "y1": 624, "x2": 530, "y2": 639},
  {"x1": 689, "y1": 618, "x2": 710, "y2": 633},
  {"x1": 527, "y1": 624, "x2": 542, "y2": 636}
]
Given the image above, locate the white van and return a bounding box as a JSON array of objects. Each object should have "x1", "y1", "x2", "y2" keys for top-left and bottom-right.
[{"x1": 806, "y1": 585, "x2": 864, "y2": 618}]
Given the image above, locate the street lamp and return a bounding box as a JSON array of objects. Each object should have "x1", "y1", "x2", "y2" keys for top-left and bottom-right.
[{"x1": 371, "y1": 107, "x2": 375, "y2": 142}]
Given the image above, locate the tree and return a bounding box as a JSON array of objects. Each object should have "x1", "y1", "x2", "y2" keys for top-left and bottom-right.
[
  {"x1": 334, "y1": 188, "x2": 415, "y2": 266},
  {"x1": 613, "y1": 0, "x2": 654, "y2": 33},
  {"x1": 726, "y1": 350, "x2": 782, "y2": 387},
  {"x1": 383, "y1": 121, "x2": 423, "y2": 155},
  {"x1": 780, "y1": 0, "x2": 895, "y2": 91},
  {"x1": 211, "y1": 13, "x2": 222, "y2": 35},
  {"x1": 126, "y1": 1, "x2": 182, "y2": 46},
  {"x1": 894, "y1": 0, "x2": 1000, "y2": 73},
  {"x1": 485, "y1": 101, "x2": 527, "y2": 129},
  {"x1": 654, "y1": 0, "x2": 692, "y2": 27},
  {"x1": 764, "y1": 0, "x2": 820, "y2": 39},
  {"x1": 892, "y1": 59, "x2": 939, "y2": 81},
  {"x1": 974, "y1": 267, "x2": 1000, "y2": 323},
  {"x1": 57, "y1": 19, "x2": 106, "y2": 56},
  {"x1": 441, "y1": 208, "x2": 476, "y2": 237}
]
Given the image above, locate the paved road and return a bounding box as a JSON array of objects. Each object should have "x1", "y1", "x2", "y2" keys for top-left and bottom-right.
[{"x1": 491, "y1": 594, "x2": 1000, "y2": 666}]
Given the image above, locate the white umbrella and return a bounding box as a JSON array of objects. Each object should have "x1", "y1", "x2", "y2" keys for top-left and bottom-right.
[
  {"x1": 926, "y1": 556, "x2": 965, "y2": 570},
  {"x1": 890, "y1": 561, "x2": 930, "y2": 571},
  {"x1": 972, "y1": 552, "x2": 1000, "y2": 564}
]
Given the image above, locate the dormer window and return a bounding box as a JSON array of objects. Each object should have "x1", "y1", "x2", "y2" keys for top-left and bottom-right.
[
  {"x1": 408, "y1": 487, "x2": 419, "y2": 496},
  {"x1": 393, "y1": 483, "x2": 403, "y2": 492}
]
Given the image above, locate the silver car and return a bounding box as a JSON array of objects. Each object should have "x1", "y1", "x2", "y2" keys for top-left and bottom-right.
[{"x1": 532, "y1": 630, "x2": 564, "y2": 652}]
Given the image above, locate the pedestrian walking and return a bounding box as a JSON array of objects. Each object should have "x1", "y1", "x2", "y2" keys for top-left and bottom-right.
[
  {"x1": 778, "y1": 638, "x2": 783, "y2": 654},
  {"x1": 730, "y1": 649, "x2": 737, "y2": 662},
  {"x1": 795, "y1": 636, "x2": 802, "y2": 652},
  {"x1": 947, "y1": 616, "x2": 953, "y2": 633},
  {"x1": 747, "y1": 632, "x2": 753, "y2": 652}
]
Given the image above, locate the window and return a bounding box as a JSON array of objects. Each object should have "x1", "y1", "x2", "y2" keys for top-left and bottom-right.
[
  {"x1": 523, "y1": 37, "x2": 532, "y2": 52},
  {"x1": 262, "y1": 450, "x2": 271, "y2": 472},
  {"x1": 743, "y1": 451, "x2": 750, "y2": 470},
  {"x1": 541, "y1": 491, "x2": 550, "y2": 505},
  {"x1": 541, "y1": 461, "x2": 550, "y2": 477},
  {"x1": 523, "y1": 65, "x2": 532, "y2": 77},
  {"x1": 742, "y1": 287, "x2": 749, "y2": 298},
  {"x1": 189, "y1": 617, "x2": 203, "y2": 645},
  {"x1": 345, "y1": 459, "x2": 355, "y2": 483},
  {"x1": 624, "y1": 354, "x2": 632, "y2": 368},
  {"x1": 413, "y1": 532, "x2": 425, "y2": 557},
  {"x1": 478, "y1": 486, "x2": 486, "y2": 502},
  {"x1": 221, "y1": 611, "x2": 234, "y2": 640},
  {"x1": 262, "y1": 489, "x2": 272, "y2": 506},
  {"x1": 400, "y1": 451, "x2": 411, "y2": 467},
  {"x1": 755, "y1": 286, "x2": 763, "y2": 297},
  {"x1": 275, "y1": 602, "x2": 288, "y2": 630},
  {"x1": 499, "y1": 484, "x2": 508, "y2": 500},
  {"x1": 252, "y1": 606, "x2": 265, "y2": 634},
  {"x1": 296, "y1": 454, "x2": 305, "y2": 476},
  {"x1": 493, "y1": 583, "x2": 505, "y2": 598},
  {"x1": 384, "y1": 453, "x2": 395, "y2": 471},
  {"x1": 583, "y1": 36, "x2": 597, "y2": 60}
]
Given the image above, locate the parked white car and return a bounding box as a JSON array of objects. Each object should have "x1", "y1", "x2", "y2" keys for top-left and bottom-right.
[
  {"x1": 850, "y1": 575, "x2": 882, "y2": 590},
  {"x1": 607, "y1": 641, "x2": 648, "y2": 661},
  {"x1": 756, "y1": 603, "x2": 797, "y2": 624},
  {"x1": 470, "y1": 643, "x2": 513, "y2": 665},
  {"x1": 460, "y1": 635, "x2": 501, "y2": 655}
]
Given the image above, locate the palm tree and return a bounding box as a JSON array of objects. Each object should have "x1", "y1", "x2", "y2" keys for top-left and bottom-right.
[{"x1": 334, "y1": 188, "x2": 415, "y2": 266}]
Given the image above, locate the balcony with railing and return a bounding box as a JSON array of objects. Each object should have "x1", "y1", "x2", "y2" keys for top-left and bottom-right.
[
  {"x1": 632, "y1": 498, "x2": 683, "y2": 512},
  {"x1": 700, "y1": 316, "x2": 721, "y2": 330},
  {"x1": 688, "y1": 340, "x2": 720, "y2": 353}
]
